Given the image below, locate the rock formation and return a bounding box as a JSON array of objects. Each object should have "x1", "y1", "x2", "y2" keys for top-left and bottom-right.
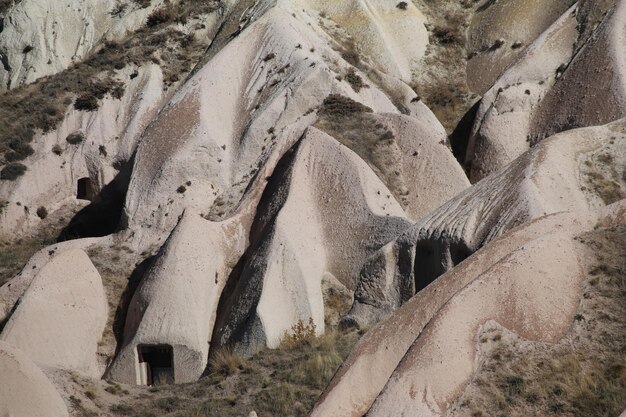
[{"x1": 0, "y1": 0, "x2": 624, "y2": 415}]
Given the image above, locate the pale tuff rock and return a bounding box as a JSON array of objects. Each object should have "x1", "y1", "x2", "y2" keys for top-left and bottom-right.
[
  {"x1": 529, "y1": 0, "x2": 626, "y2": 140},
  {"x1": 316, "y1": 112, "x2": 469, "y2": 221},
  {"x1": 0, "y1": 249, "x2": 107, "y2": 377},
  {"x1": 366, "y1": 227, "x2": 585, "y2": 416},
  {"x1": 0, "y1": 341, "x2": 69, "y2": 417},
  {"x1": 295, "y1": 0, "x2": 429, "y2": 81},
  {"x1": 466, "y1": 0, "x2": 576, "y2": 94},
  {"x1": 343, "y1": 122, "x2": 618, "y2": 329},
  {"x1": 107, "y1": 211, "x2": 248, "y2": 384},
  {"x1": 121, "y1": 0, "x2": 433, "y2": 251},
  {"x1": 312, "y1": 212, "x2": 593, "y2": 417},
  {"x1": 214, "y1": 128, "x2": 410, "y2": 354},
  {"x1": 0, "y1": 1, "x2": 621, "y2": 412},
  {"x1": 0, "y1": 0, "x2": 166, "y2": 91},
  {"x1": 0, "y1": 64, "x2": 165, "y2": 238},
  {"x1": 0, "y1": 236, "x2": 104, "y2": 328},
  {"x1": 466, "y1": 4, "x2": 578, "y2": 181},
  {"x1": 467, "y1": 0, "x2": 626, "y2": 181}
]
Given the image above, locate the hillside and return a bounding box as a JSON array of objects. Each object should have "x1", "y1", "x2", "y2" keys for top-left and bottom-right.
[{"x1": 0, "y1": 0, "x2": 625, "y2": 416}]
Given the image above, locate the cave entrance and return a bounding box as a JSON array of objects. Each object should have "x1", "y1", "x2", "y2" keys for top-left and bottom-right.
[
  {"x1": 137, "y1": 345, "x2": 174, "y2": 386},
  {"x1": 76, "y1": 177, "x2": 95, "y2": 201}
]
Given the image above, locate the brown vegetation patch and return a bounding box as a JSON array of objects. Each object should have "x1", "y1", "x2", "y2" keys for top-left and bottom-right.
[
  {"x1": 87, "y1": 245, "x2": 146, "y2": 364},
  {"x1": 581, "y1": 141, "x2": 626, "y2": 206},
  {"x1": 317, "y1": 94, "x2": 372, "y2": 119}
]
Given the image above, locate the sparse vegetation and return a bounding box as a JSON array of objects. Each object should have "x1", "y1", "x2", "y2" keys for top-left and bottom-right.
[
  {"x1": 88, "y1": 244, "x2": 145, "y2": 362},
  {"x1": 60, "y1": 327, "x2": 360, "y2": 417},
  {"x1": 281, "y1": 318, "x2": 317, "y2": 350},
  {"x1": 344, "y1": 68, "x2": 367, "y2": 93},
  {"x1": 147, "y1": 6, "x2": 176, "y2": 27},
  {"x1": 0, "y1": 212, "x2": 64, "y2": 287},
  {"x1": 454, "y1": 225, "x2": 626, "y2": 416},
  {"x1": 411, "y1": 1, "x2": 475, "y2": 139},
  {"x1": 208, "y1": 349, "x2": 247, "y2": 377},
  {"x1": 582, "y1": 146, "x2": 626, "y2": 205},
  {"x1": 317, "y1": 94, "x2": 373, "y2": 119}
]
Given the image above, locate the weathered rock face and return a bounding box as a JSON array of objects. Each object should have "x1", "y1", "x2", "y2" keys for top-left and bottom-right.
[
  {"x1": 316, "y1": 112, "x2": 469, "y2": 221},
  {"x1": 0, "y1": 0, "x2": 165, "y2": 91},
  {"x1": 0, "y1": 3, "x2": 622, "y2": 413},
  {"x1": 0, "y1": 341, "x2": 69, "y2": 417},
  {"x1": 297, "y1": 0, "x2": 429, "y2": 81},
  {"x1": 0, "y1": 64, "x2": 165, "y2": 238},
  {"x1": 529, "y1": 0, "x2": 626, "y2": 140},
  {"x1": 465, "y1": 4, "x2": 578, "y2": 181},
  {"x1": 214, "y1": 128, "x2": 411, "y2": 354},
  {"x1": 367, "y1": 230, "x2": 584, "y2": 416},
  {"x1": 107, "y1": 211, "x2": 248, "y2": 384},
  {"x1": 0, "y1": 249, "x2": 107, "y2": 377},
  {"x1": 311, "y1": 211, "x2": 593, "y2": 417},
  {"x1": 466, "y1": 0, "x2": 626, "y2": 180},
  {"x1": 466, "y1": 0, "x2": 576, "y2": 94},
  {"x1": 345, "y1": 120, "x2": 625, "y2": 329},
  {"x1": 312, "y1": 120, "x2": 626, "y2": 416},
  {"x1": 120, "y1": 0, "x2": 435, "y2": 252}
]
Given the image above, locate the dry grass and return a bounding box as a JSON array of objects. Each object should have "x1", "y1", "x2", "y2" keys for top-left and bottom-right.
[
  {"x1": 60, "y1": 328, "x2": 360, "y2": 417},
  {"x1": 452, "y1": 225, "x2": 626, "y2": 416},
  {"x1": 208, "y1": 348, "x2": 247, "y2": 377},
  {"x1": 280, "y1": 318, "x2": 317, "y2": 350}
]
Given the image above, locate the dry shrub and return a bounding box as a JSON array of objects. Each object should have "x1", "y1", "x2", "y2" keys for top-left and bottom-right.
[
  {"x1": 281, "y1": 318, "x2": 317, "y2": 349},
  {"x1": 1, "y1": 162, "x2": 26, "y2": 180},
  {"x1": 344, "y1": 68, "x2": 367, "y2": 93},
  {"x1": 317, "y1": 94, "x2": 372, "y2": 120},
  {"x1": 254, "y1": 383, "x2": 302, "y2": 416},
  {"x1": 147, "y1": 5, "x2": 176, "y2": 27},
  {"x1": 208, "y1": 348, "x2": 247, "y2": 376}
]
